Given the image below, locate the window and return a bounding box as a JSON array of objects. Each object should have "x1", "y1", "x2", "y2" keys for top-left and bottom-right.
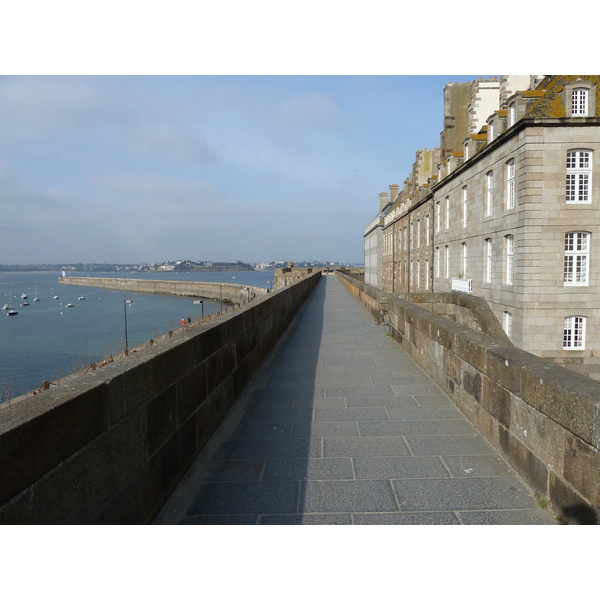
[
  {"x1": 445, "y1": 246, "x2": 449, "y2": 279},
  {"x1": 564, "y1": 232, "x2": 590, "y2": 285},
  {"x1": 417, "y1": 219, "x2": 421, "y2": 248},
  {"x1": 505, "y1": 235, "x2": 514, "y2": 285},
  {"x1": 425, "y1": 260, "x2": 429, "y2": 290},
  {"x1": 436, "y1": 200, "x2": 441, "y2": 232},
  {"x1": 464, "y1": 140, "x2": 469, "y2": 161},
  {"x1": 461, "y1": 242, "x2": 467, "y2": 278},
  {"x1": 566, "y1": 150, "x2": 592, "y2": 203},
  {"x1": 462, "y1": 186, "x2": 468, "y2": 227},
  {"x1": 563, "y1": 316, "x2": 586, "y2": 349},
  {"x1": 416, "y1": 260, "x2": 420, "y2": 289},
  {"x1": 435, "y1": 247, "x2": 440, "y2": 278},
  {"x1": 425, "y1": 215, "x2": 430, "y2": 245},
  {"x1": 508, "y1": 102, "x2": 516, "y2": 127},
  {"x1": 506, "y1": 159, "x2": 515, "y2": 209},
  {"x1": 486, "y1": 171, "x2": 494, "y2": 216},
  {"x1": 445, "y1": 196, "x2": 450, "y2": 230},
  {"x1": 485, "y1": 238, "x2": 493, "y2": 283},
  {"x1": 503, "y1": 311, "x2": 512, "y2": 340},
  {"x1": 572, "y1": 88, "x2": 588, "y2": 116}
]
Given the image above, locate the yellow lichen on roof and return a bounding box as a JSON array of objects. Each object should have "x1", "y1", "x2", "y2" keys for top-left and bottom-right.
[{"x1": 523, "y1": 90, "x2": 546, "y2": 98}]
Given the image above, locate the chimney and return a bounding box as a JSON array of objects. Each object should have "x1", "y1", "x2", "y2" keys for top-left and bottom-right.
[
  {"x1": 379, "y1": 192, "x2": 389, "y2": 211},
  {"x1": 389, "y1": 184, "x2": 400, "y2": 202}
]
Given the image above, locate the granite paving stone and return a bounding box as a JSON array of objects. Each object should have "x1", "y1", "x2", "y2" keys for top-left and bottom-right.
[{"x1": 154, "y1": 275, "x2": 558, "y2": 525}]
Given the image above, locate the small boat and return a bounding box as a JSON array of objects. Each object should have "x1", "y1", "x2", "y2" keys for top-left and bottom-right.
[
  {"x1": 34, "y1": 287, "x2": 40, "y2": 302},
  {"x1": 66, "y1": 303, "x2": 74, "y2": 308},
  {"x1": 53, "y1": 296, "x2": 59, "y2": 299},
  {"x1": 2, "y1": 304, "x2": 9, "y2": 311},
  {"x1": 21, "y1": 293, "x2": 28, "y2": 299},
  {"x1": 7, "y1": 309, "x2": 18, "y2": 316},
  {"x1": 78, "y1": 296, "x2": 85, "y2": 300},
  {"x1": 21, "y1": 302, "x2": 29, "y2": 306}
]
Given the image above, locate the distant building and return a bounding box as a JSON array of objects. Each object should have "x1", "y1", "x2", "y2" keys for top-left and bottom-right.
[{"x1": 366, "y1": 75, "x2": 600, "y2": 380}]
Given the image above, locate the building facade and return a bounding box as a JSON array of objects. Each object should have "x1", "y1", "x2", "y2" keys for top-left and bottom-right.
[{"x1": 368, "y1": 75, "x2": 600, "y2": 380}]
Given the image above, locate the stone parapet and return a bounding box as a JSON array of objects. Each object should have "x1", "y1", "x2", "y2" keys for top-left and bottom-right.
[
  {"x1": 0, "y1": 272, "x2": 321, "y2": 524},
  {"x1": 337, "y1": 271, "x2": 600, "y2": 524}
]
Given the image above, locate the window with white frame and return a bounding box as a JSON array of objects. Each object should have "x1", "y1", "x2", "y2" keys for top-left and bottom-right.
[
  {"x1": 566, "y1": 150, "x2": 592, "y2": 203},
  {"x1": 425, "y1": 259, "x2": 429, "y2": 290},
  {"x1": 563, "y1": 316, "x2": 586, "y2": 349},
  {"x1": 505, "y1": 235, "x2": 514, "y2": 285},
  {"x1": 416, "y1": 260, "x2": 420, "y2": 289},
  {"x1": 564, "y1": 232, "x2": 590, "y2": 285},
  {"x1": 572, "y1": 88, "x2": 588, "y2": 116},
  {"x1": 486, "y1": 171, "x2": 494, "y2": 216},
  {"x1": 417, "y1": 219, "x2": 421, "y2": 248},
  {"x1": 425, "y1": 214, "x2": 430, "y2": 245},
  {"x1": 445, "y1": 245, "x2": 449, "y2": 279},
  {"x1": 445, "y1": 196, "x2": 450, "y2": 230},
  {"x1": 485, "y1": 238, "x2": 493, "y2": 283},
  {"x1": 508, "y1": 102, "x2": 516, "y2": 127},
  {"x1": 464, "y1": 141, "x2": 469, "y2": 161},
  {"x1": 506, "y1": 159, "x2": 515, "y2": 209},
  {"x1": 461, "y1": 242, "x2": 467, "y2": 278},
  {"x1": 436, "y1": 200, "x2": 441, "y2": 232},
  {"x1": 503, "y1": 311, "x2": 512, "y2": 340},
  {"x1": 462, "y1": 186, "x2": 468, "y2": 227},
  {"x1": 435, "y1": 247, "x2": 440, "y2": 279}
]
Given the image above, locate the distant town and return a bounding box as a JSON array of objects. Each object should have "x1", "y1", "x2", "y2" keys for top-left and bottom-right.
[{"x1": 0, "y1": 259, "x2": 363, "y2": 273}]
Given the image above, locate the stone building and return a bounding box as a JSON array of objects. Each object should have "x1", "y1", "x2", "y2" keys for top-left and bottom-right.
[{"x1": 368, "y1": 75, "x2": 600, "y2": 380}]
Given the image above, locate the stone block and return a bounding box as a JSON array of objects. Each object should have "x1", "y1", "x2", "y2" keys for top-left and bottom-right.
[
  {"x1": 146, "y1": 385, "x2": 177, "y2": 456},
  {"x1": 562, "y1": 434, "x2": 600, "y2": 506},
  {"x1": 152, "y1": 338, "x2": 194, "y2": 395},
  {"x1": 522, "y1": 362, "x2": 600, "y2": 446},
  {"x1": 482, "y1": 375, "x2": 511, "y2": 428},
  {"x1": 176, "y1": 367, "x2": 207, "y2": 425},
  {"x1": 549, "y1": 472, "x2": 599, "y2": 525},
  {"x1": 30, "y1": 407, "x2": 147, "y2": 524},
  {"x1": 0, "y1": 384, "x2": 108, "y2": 506}
]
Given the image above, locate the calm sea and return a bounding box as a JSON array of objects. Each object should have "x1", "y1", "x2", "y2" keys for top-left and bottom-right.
[{"x1": 0, "y1": 270, "x2": 274, "y2": 403}]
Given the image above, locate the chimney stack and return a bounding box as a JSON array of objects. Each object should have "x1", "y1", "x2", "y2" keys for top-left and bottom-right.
[
  {"x1": 379, "y1": 192, "x2": 389, "y2": 211},
  {"x1": 389, "y1": 184, "x2": 400, "y2": 202}
]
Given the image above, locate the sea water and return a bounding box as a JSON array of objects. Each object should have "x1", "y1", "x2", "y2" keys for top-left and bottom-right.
[{"x1": 0, "y1": 270, "x2": 274, "y2": 403}]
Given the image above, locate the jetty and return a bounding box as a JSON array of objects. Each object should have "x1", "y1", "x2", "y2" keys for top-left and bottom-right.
[{"x1": 58, "y1": 276, "x2": 267, "y2": 304}]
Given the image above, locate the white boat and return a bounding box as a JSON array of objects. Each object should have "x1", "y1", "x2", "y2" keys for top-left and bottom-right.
[
  {"x1": 53, "y1": 296, "x2": 59, "y2": 299},
  {"x1": 7, "y1": 309, "x2": 18, "y2": 316},
  {"x1": 34, "y1": 287, "x2": 40, "y2": 302},
  {"x1": 21, "y1": 293, "x2": 28, "y2": 299},
  {"x1": 66, "y1": 303, "x2": 74, "y2": 308},
  {"x1": 2, "y1": 304, "x2": 9, "y2": 311},
  {"x1": 78, "y1": 296, "x2": 85, "y2": 300}
]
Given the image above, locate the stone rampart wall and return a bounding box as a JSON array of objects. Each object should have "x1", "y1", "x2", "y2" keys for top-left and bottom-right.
[
  {"x1": 0, "y1": 272, "x2": 321, "y2": 524},
  {"x1": 336, "y1": 272, "x2": 600, "y2": 524},
  {"x1": 59, "y1": 276, "x2": 266, "y2": 304}
]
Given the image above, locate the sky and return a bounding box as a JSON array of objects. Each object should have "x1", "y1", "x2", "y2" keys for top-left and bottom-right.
[
  {"x1": 0, "y1": 74, "x2": 484, "y2": 265},
  {"x1": 0, "y1": 3, "x2": 575, "y2": 267}
]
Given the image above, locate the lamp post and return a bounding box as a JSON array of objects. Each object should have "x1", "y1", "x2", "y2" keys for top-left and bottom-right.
[
  {"x1": 124, "y1": 299, "x2": 133, "y2": 355},
  {"x1": 267, "y1": 280, "x2": 272, "y2": 292}
]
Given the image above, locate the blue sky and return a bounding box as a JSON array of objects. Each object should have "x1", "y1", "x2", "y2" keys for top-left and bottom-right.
[{"x1": 0, "y1": 74, "x2": 484, "y2": 265}]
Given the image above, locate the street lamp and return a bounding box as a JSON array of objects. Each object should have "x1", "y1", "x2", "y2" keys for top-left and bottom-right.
[
  {"x1": 124, "y1": 300, "x2": 133, "y2": 354},
  {"x1": 267, "y1": 280, "x2": 272, "y2": 292},
  {"x1": 193, "y1": 299, "x2": 204, "y2": 319}
]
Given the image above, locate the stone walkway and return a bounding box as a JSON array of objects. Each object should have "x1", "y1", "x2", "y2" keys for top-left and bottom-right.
[{"x1": 154, "y1": 275, "x2": 557, "y2": 525}]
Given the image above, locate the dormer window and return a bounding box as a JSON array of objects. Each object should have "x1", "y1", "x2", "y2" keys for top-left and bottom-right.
[
  {"x1": 572, "y1": 88, "x2": 588, "y2": 116},
  {"x1": 564, "y1": 80, "x2": 595, "y2": 117}
]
